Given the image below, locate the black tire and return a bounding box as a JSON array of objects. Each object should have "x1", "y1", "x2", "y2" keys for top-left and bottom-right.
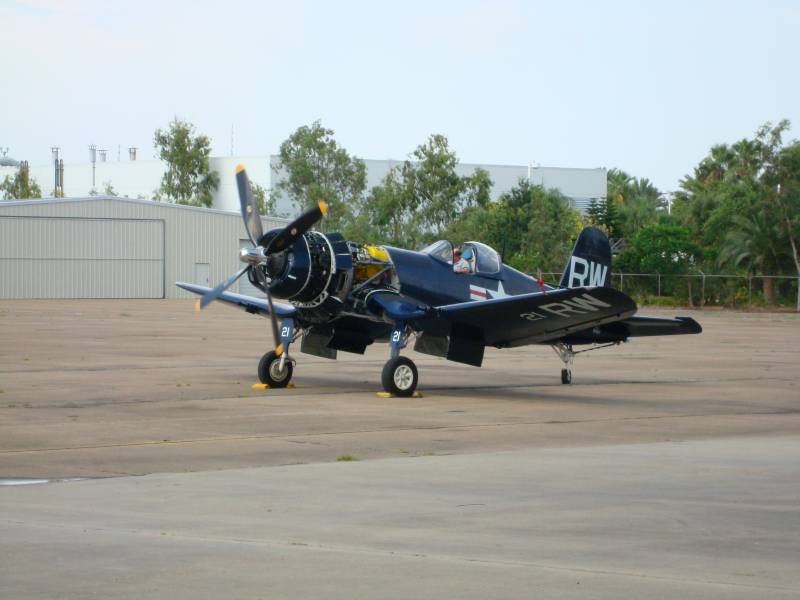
[
  {"x1": 258, "y1": 350, "x2": 293, "y2": 388},
  {"x1": 561, "y1": 368, "x2": 572, "y2": 385},
  {"x1": 381, "y1": 356, "x2": 418, "y2": 397}
]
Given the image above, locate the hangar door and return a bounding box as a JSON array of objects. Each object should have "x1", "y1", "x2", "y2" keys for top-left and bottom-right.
[{"x1": 0, "y1": 216, "x2": 164, "y2": 299}]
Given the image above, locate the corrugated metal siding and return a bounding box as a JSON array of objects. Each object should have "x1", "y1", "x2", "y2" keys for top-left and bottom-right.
[
  {"x1": 0, "y1": 216, "x2": 163, "y2": 298},
  {"x1": 0, "y1": 197, "x2": 289, "y2": 299}
]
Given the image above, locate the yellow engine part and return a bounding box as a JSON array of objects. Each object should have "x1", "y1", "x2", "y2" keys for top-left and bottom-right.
[
  {"x1": 354, "y1": 244, "x2": 391, "y2": 282},
  {"x1": 354, "y1": 263, "x2": 385, "y2": 281},
  {"x1": 365, "y1": 245, "x2": 390, "y2": 262}
]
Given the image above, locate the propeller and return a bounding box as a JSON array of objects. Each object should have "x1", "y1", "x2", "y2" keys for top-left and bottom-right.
[{"x1": 196, "y1": 165, "x2": 328, "y2": 355}]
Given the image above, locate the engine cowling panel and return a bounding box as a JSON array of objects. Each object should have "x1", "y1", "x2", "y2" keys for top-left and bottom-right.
[{"x1": 249, "y1": 230, "x2": 398, "y2": 325}]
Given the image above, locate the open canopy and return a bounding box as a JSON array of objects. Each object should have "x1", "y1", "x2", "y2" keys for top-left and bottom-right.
[{"x1": 421, "y1": 240, "x2": 501, "y2": 274}]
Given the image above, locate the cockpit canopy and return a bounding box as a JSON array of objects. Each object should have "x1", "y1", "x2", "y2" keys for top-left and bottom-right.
[{"x1": 421, "y1": 240, "x2": 502, "y2": 274}]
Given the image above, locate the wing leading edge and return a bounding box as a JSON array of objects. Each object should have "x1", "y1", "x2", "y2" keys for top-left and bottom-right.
[{"x1": 176, "y1": 282, "x2": 297, "y2": 318}]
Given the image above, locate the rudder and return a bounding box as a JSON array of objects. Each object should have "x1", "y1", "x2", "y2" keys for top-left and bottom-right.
[{"x1": 559, "y1": 227, "x2": 611, "y2": 288}]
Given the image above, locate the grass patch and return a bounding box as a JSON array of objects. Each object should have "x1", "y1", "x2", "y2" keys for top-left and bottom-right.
[{"x1": 336, "y1": 454, "x2": 359, "y2": 462}]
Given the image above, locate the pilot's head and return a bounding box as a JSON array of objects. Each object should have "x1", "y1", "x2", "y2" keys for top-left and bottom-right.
[{"x1": 462, "y1": 248, "x2": 473, "y2": 261}]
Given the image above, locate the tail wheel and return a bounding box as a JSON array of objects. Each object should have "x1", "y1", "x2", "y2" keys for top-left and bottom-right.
[
  {"x1": 382, "y1": 356, "x2": 418, "y2": 397},
  {"x1": 258, "y1": 350, "x2": 293, "y2": 388}
]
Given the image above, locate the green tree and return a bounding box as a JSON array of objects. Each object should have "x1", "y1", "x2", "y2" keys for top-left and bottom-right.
[
  {"x1": 273, "y1": 120, "x2": 366, "y2": 230},
  {"x1": 718, "y1": 212, "x2": 787, "y2": 304},
  {"x1": 249, "y1": 181, "x2": 283, "y2": 217},
  {"x1": 617, "y1": 223, "x2": 701, "y2": 275},
  {"x1": 768, "y1": 142, "x2": 800, "y2": 309},
  {"x1": 586, "y1": 197, "x2": 621, "y2": 238},
  {"x1": 605, "y1": 168, "x2": 663, "y2": 238},
  {"x1": 675, "y1": 120, "x2": 798, "y2": 304},
  {"x1": 1, "y1": 162, "x2": 42, "y2": 200},
  {"x1": 616, "y1": 223, "x2": 702, "y2": 303},
  {"x1": 409, "y1": 135, "x2": 491, "y2": 233},
  {"x1": 358, "y1": 167, "x2": 420, "y2": 247},
  {"x1": 103, "y1": 181, "x2": 117, "y2": 196},
  {"x1": 153, "y1": 117, "x2": 219, "y2": 207},
  {"x1": 362, "y1": 134, "x2": 493, "y2": 247},
  {"x1": 446, "y1": 179, "x2": 582, "y2": 273}
]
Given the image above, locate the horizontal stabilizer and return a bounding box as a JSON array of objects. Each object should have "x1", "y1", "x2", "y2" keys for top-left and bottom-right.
[{"x1": 621, "y1": 315, "x2": 702, "y2": 337}]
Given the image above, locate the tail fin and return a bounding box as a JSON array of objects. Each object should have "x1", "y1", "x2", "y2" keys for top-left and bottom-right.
[{"x1": 559, "y1": 227, "x2": 611, "y2": 288}]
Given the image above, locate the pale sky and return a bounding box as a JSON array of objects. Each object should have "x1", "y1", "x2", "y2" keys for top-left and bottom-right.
[{"x1": 2, "y1": 0, "x2": 798, "y2": 192}]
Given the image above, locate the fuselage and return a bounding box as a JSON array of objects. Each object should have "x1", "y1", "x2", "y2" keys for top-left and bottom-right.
[
  {"x1": 248, "y1": 229, "x2": 558, "y2": 349},
  {"x1": 385, "y1": 246, "x2": 550, "y2": 308}
]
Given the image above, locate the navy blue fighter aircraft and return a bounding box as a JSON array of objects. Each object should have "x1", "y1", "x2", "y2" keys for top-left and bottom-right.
[{"x1": 177, "y1": 166, "x2": 701, "y2": 396}]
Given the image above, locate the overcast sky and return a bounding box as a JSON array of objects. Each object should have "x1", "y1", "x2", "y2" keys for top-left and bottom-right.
[{"x1": 2, "y1": 0, "x2": 798, "y2": 191}]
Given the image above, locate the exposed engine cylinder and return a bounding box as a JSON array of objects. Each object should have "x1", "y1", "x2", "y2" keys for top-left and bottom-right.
[{"x1": 250, "y1": 229, "x2": 335, "y2": 306}]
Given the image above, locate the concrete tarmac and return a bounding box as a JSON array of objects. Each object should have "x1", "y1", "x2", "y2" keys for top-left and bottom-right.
[
  {"x1": 1, "y1": 300, "x2": 799, "y2": 597},
  {"x1": 2, "y1": 437, "x2": 799, "y2": 598}
]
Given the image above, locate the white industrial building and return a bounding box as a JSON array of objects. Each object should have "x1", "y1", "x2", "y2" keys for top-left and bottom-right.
[
  {"x1": 1, "y1": 155, "x2": 607, "y2": 216},
  {"x1": 0, "y1": 196, "x2": 287, "y2": 299}
]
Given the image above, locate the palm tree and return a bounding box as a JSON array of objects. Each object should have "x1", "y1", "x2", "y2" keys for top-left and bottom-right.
[{"x1": 718, "y1": 211, "x2": 787, "y2": 304}]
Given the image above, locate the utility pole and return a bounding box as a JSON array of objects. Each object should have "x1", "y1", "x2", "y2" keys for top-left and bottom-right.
[
  {"x1": 89, "y1": 144, "x2": 97, "y2": 191},
  {"x1": 51, "y1": 147, "x2": 62, "y2": 197}
]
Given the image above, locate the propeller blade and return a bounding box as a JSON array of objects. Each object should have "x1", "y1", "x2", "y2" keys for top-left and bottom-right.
[
  {"x1": 196, "y1": 266, "x2": 249, "y2": 311},
  {"x1": 236, "y1": 165, "x2": 263, "y2": 246},
  {"x1": 267, "y1": 200, "x2": 328, "y2": 254},
  {"x1": 252, "y1": 267, "x2": 282, "y2": 354}
]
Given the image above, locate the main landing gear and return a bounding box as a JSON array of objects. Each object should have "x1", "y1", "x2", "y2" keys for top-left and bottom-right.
[
  {"x1": 381, "y1": 321, "x2": 419, "y2": 397},
  {"x1": 258, "y1": 350, "x2": 293, "y2": 388},
  {"x1": 382, "y1": 355, "x2": 419, "y2": 397},
  {"x1": 257, "y1": 317, "x2": 297, "y2": 388}
]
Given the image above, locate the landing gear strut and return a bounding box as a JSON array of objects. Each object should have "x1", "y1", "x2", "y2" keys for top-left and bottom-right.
[
  {"x1": 552, "y1": 342, "x2": 575, "y2": 385},
  {"x1": 381, "y1": 321, "x2": 419, "y2": 396}
]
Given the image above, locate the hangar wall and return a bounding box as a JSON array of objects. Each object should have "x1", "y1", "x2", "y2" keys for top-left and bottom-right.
[{"x1": 0, "y1": 197, "x2": 287, "y2": 299}]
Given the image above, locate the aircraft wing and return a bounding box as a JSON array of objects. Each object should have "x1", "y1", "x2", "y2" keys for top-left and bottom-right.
[
  {"x1": 176, "y1": 282, "x2": 297, "y2": 318},
  {"x1": 433, "y1": 287, "x2": 637, "y2": 347}
]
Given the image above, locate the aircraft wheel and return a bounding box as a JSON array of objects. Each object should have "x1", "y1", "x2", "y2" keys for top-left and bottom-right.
[
  {"x1": 561, "y1": 368, "x2": 572, "y2": 385},
  {"x1": 382, "y1": 356, "x2": 418, "y2": 397},
  {"x1": 258, "y1": 350, "x2": 293, "y2": 388}
]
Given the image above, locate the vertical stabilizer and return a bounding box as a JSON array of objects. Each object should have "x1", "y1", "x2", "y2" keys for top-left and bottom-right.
[{"x1": 559, "y1": 227, "x2": 612, "y2": 288}]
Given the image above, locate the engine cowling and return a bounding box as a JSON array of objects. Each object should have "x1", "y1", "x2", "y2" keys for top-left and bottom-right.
[{"x1": 248, "y1": 229, "x2": 337, "y2": 307}]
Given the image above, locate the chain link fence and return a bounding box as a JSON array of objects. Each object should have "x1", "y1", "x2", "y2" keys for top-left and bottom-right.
[{"x1": 539, "y1": 272, "x2": 800, "y2": 310}]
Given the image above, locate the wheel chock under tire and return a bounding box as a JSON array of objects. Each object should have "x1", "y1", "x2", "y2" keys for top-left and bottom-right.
[
  {"x1": 251, "y1": 383, "x2": 296, "y2": 390},
  {"x1": 376, "y1": 391, "x2": 423, "y2": 398}
]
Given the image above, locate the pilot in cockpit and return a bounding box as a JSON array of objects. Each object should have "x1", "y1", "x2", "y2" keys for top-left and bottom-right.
[{"x1": 453, "y1": 247, "x2": 473, "y2": 274}]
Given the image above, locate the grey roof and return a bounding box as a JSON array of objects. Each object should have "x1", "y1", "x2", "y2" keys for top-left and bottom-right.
[
  {"x1": 0, "y1": 195, "x2": 290, "y2": 222},
  {"x1": 0, "y1": 157, "x2": 20, "y2": 167}
]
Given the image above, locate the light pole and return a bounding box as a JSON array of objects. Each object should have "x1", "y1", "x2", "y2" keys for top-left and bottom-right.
[
  {"x1": 51, "y1": 147, "x2": 61, "y2": 197},
  {"x1": 89, "y1": 144, "x2": 97, "y2": 191}
]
